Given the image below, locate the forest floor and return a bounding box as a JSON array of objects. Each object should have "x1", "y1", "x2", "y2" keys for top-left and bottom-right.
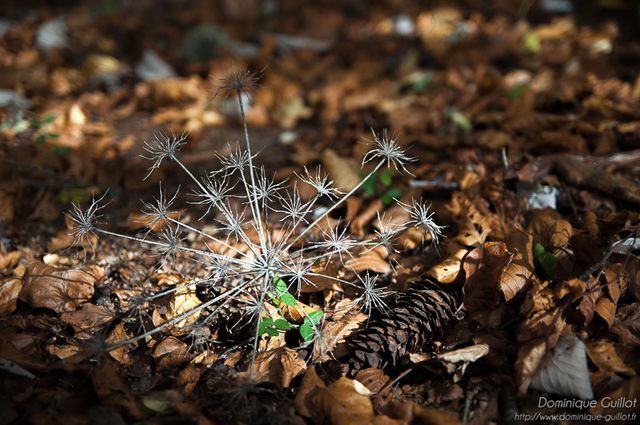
[{"x1": 1, "y1": 1, "x2": 639, "y2": 424}]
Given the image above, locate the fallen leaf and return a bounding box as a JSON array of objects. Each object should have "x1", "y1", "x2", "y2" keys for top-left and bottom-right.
[
  {"x1": 0, "y1": 278, "x2": 22, "y2": 315},
  {"x1": 527, "y1": 208, "x2": 573, "y2": 249},
  {"x1": 141, "y1": 389, "x2": 183, "y2": 413},
  {"x1": 346, "y1": 250, "x2": 391, "y2": 274},
  {"x1": 60, "y1": 303, "x2": 114, "y2": 334},
  {"x1": 501, "y1": 228, "x2": 536, "y2": 301},
  {"x1": 529, "y1": 335, "x2": 593, "y2": 399},
  {"x1": 19, "y1": 262, "x2": 99, "y2": 313},
  {"x1": 152, "y1": 336, "x2": 192, "y2": 371},
  {"x1": 321, "y1": 149, "x2": 361, "y2": 192},
  {"x1": 586, "y1": 340, "x2": 636, "y2": 375},
  {"x1": 0, "y1": 251, "x2": 20, "y2": 271},
  {"x1": 106, "y1": 323, "x2": 134, "y2": 366},
  {"x1": 610, "y1": 303, "x2": 640, "y2": 346},
  {"x1": 249, "y1": 347, "x2": 307, "y2": 388},
  {"x1": 313, "y1": 377, "x2": 375, "y2": 425},
  {"x1": 91, "y1": 361, "x2": 148, "y2": 419}
]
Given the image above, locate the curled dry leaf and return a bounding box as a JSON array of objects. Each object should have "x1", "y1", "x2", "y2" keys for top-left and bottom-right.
[
  {"x1": 60, "y1": 303, "x2": 114, "y2": 334},
  {"x1": 166, "y1": 283, "x2": 202, "y2": 331},
  {"x1": 313, "y1": 376, "x2": 375, "y2": 425},
  {"x1": 462, "y1": 242, "x2": 510, "y2": 323},
  {"x1": 19, "y1": 262, "x2": 100, "y2": 313},
  {"x1": 610, "y1": 303, "x2": 640, "y2": 346},
  {"x1": 321, "y1": 149, "x2": 361, "y2": 192},
  {"x1": 0, "y1": 278, "x2": 23, "y2": 315},
  {"x1": 586, "y1": 340, "x2": 636, "y2": 375},
  {"x1": 0, "y1": 251, "x2": 20, "y2": 271},
  {"x1": 152, "y1": 336, "x2": 192, "y2": 371},
  {"x1": 313, "y1": 309, "x2": 368, "y2": 362},
  {"x1": 249, "y1": 347, "x2": 306, "y2": 388},
  {"x1": 91, "y1": 362, "x2": 148, "y2": 420},
  {"x1": 527, "y1": 208, "x2": 573, "y2": 249},
  {"x1": 106, "y1": 323, "x2": 134, "y2": 366},
  {"x1": 175, "y1": 363, "x2": 202, "y2": 396},
  {"x1": 501, "y1": 228, "x2": 535, "y2": 302},
  {"x1": 346, "y1": 249, "x2": 391, "y2": 275}
]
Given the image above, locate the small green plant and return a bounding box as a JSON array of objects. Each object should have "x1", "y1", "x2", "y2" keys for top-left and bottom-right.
[
  {"x1": 447, "y1": 107, "x2": 472, "y2": 134},
  {"x1": 361, "y1": 168, "x2": 403, "y2": 205},
  {"x1": 533, "y1": 242, "x2": 556, "y2": 280},
  {"x1": 259, "y1": 275, "x2": 325, "y2": 342},
  {"x1": 1, "y1": 111, "x2": 60, "y2": 146}
]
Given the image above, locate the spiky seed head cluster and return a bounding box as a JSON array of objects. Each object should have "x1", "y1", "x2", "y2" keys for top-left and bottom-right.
[
  {"x1": 141, "y1": 132, "x2": 188, "y2": 179},
  {"x1": 213, "y1": 67, "x2": 260, "y2": 99},
  {"x1": 362, "y1": 128, "x2": 416, "y2": 173},
  {"x1": 68, "y1": 71, "x2": 443, "y2": 360}
]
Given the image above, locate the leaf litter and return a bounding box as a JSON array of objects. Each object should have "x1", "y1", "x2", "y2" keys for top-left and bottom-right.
[{"x1": 1, "y1": 1, "x2": 640, "y2": 424}]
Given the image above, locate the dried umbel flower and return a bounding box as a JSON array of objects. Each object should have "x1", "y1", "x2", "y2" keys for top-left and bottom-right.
[{"x1": 69, "y1": 69, "x2": 443, "y2": 368}]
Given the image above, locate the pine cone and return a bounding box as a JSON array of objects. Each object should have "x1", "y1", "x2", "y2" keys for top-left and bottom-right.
[{"x1": 345, "y1": 278, "x2": 459, "y2": 373}]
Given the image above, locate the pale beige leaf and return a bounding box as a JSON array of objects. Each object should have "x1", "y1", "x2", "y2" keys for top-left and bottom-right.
[{"x1": 0, "y1": 278, "x2": 22, "y2": 315}]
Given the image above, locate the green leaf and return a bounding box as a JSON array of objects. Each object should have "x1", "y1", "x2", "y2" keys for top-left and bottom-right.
[
  {"x1": 266, "y1": 328, "x2": 279, "y2": 337},
  {"x1": 361, "y1": 172, "x2": 378, "y2": 198},
  {"x1": 274, "y1": 318, "x2": 294, "y2": 331},
  {"x1": 381, "y1": 187, "x2": 402, "y2": 205},
  {"x1": 523, "y1": 31, "x2": 540, "y2": 54},
  {"x1": 449, "y1": 108, "x2": 472, "y2": 134},
  {"x1": 379, "y1": 169, "x2": 393, "y2": 187},
  {"x1": 35, "y1": 134, "x2": 46, "y2": 144},
  {"x1": 258, "y1": 317, "x2": 273, "y2": 335},
  {"x1": 408, "y1": 70, "x2": 434, "y2": 92},
  {"x1": 280, "y1": 292, "x2": 297, "y2": 307},
  {"x1": 47, "y1": 133, "x2": 60, "y2": 139},
  {"x1": 40, "y1": 114, "x2": 56, "y2": 125},
  {"x1": 300, "y1": 321, "x2": 314, "y2": 342},
  {"x1": 307, "y1": 309, "x2": 323, "y2": 325},
  {"x1": 533, "y1": 242, "x2": 556, "y2": 279},
  {"x1": 274, "y1": 276, "x2": 288, "y2": 297},
  {"x1": 509, "y1": 83, "x2": 528, "y2": 101}
]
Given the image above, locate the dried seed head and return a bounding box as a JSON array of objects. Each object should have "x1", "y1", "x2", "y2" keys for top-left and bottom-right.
[
  {"x1": 353, "y1": 272, "x2": 391, "y2": 317},
  {"x1": 141, "y1": 132, "x2": 188, "y2": 179},
  {"x1": 213, "y1": 66, "x2": 260, "y2": 98},
  {"x1": 68, "y1": 191, "x2": 109, "y2": 248},
  {"x1": 401, "y1": 199, "x2": 445, "y2": 244},
  {"x1": 298, "y1": 166, "x2": 341, "y2": 199},
  {"x1": 141, "y1": 184, "x2": 179, "y2": 230},
  {"x1": 362, "y1": 129, "x2": 415, "y2": 173}
]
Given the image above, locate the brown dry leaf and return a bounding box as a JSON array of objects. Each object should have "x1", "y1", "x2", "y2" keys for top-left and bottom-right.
[
  {"x1": 416, "y1": 8, "x2": 463, "y2": 57},
  {"x1": 515, "y1": 338, "x2": 548, "y2": 396},
  {"x1": 555, "y1": 278, "x2": 586, "y2": 301},
  {"x1": 590, "y1": 377, "x2": 640, "y2": 416},
  {"x1": 249, "y1": 347, "x2": 306, "y2": 388},
  {"x1": 0, "y1": 251, "x2": 20, "y2": 271},
  {"x1": 0, "y1": 278, "x2": 23, "y2": 315},
  {"x1": 527, "y1": 209, "x2": 573, "y2": 249},
  {"x1": 19, "y1": 262, "x2": 100, "y2": 313},
  {"x1": 428, "y1": 248, "x2": 468, "y2": 284},
  {"x1": 412, "y1": 404, "x2": 461, "y2": 425},
  {"x1": 586, "y1": 340, "x2": 636, "y2": 375},
  {"x1": 346, "y1": 250, "x2": 391, "y2": 274},
  {"x1": 462, "y1": 242, "x2": 510, "y2": 321},
  {"x1": 152, "y1": 336, "x2": 192, "y2": 371},
  {"x1": 106, "y1": 322, "x2": 134, "y2": 366},
  {"x1": 576, "y1": 277, "x2": 602, "y2": 325},
  {"x1": 313, "y1": 377, "x2": 375, "y2": 425},
  {"x1": 313, "y1": 309, "x2": 368, "y2": 362},
  {"x1": 354, "y1": 368, "x2": 389, "y2": 394},
  {"x1": 594, "y1": 297, "x2": 616, "y2": 327},
  {"x1": 501, "y1": 228, "x2": 535, "y2": 301},
  {"x1": 0, "y1": 191, "x2": 15, "y2": 223},
  {"x1": 60, "y1": 303, "x2": 114, "y2": 334},
  {"x1": 47, "y1": 342, "x2": 83, "y2": 360},
  {"x1": 166, "y1": 283, "x2": 202, "y2": 331},
  {"x1": 295, "y1": 366, "x2": 326, "y2": 418},
  {"x1": 175, "y1": 363, "x2": 202, "y2": 396},
  {"x1": 127, "y1": 210, "x2": 184, "y2": 232},
  {"x1": 321, "y1": 149, "x2": 361, "y2": 192},
  {"x1": 610, "y1": 304, "x2": 640, "y2": 346},
  {"x1": 91, "y1": 361, "x2": 148, "y2": 420},
  {"x1": 280, "y1": 297, "x2": 317, "y2": 324}
]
